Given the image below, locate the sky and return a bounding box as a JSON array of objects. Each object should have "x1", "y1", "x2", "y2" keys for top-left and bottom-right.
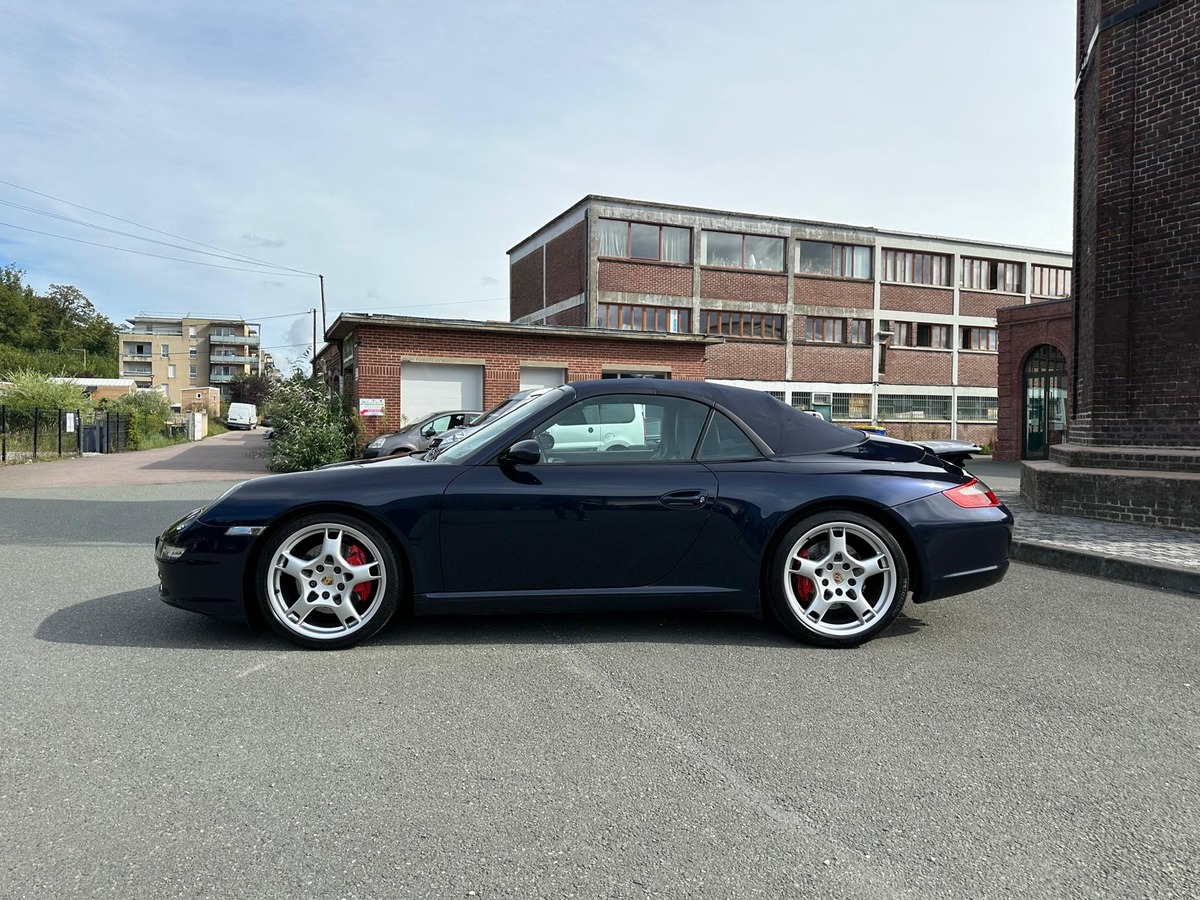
[{"x1": 0, "y1": 0, "x2": 1077, "y2": 370}]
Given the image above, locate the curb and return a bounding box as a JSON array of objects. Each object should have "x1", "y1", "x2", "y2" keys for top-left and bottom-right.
[{"x1": 1011, "y1": 538, "x2": 1199, "y2": 597}]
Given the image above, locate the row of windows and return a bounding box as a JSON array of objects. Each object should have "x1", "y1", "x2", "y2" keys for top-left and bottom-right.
[
  {"x1": 787, "y1": 390, "x2": 997, "y2": 422},
  {"x1": 598, "y1": 302, "x2": 999, "y2": 350},
  {"x1": 596, "y1": 218, "x2": 1071, "y2": 296},
  {"x1": 597, "y1": 302, "x2": 691, "y2": 333},
  {"x1": 892, "y1": 322, "x2": 998, "y2": 351},
  {"x1": 702, "y1": 311, "x2": 784, "y2": 339}
]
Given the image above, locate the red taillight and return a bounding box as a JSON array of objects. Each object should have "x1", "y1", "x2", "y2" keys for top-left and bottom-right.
[{"x1": 942, "y1": 478, "x2": 1001, "y2": 508}]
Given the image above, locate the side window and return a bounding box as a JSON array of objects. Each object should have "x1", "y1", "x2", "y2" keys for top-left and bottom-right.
[
  {"x1": 532, "y1": 395, "x2": 711, "y2": 462},
  {"x1": 426, "y1": 415, "x2": 452, "y2": 434},
  {"x1": 697, "y1": 412, "x2": 761, "y2": 461}
]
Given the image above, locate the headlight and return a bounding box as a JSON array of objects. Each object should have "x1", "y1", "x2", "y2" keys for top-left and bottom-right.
[
  {"x1": 368, "y1": 437, "x2": 386, "y2": 448},
  {"x1": 156, "y1": 542, "x2": 186, "y2": 561}
]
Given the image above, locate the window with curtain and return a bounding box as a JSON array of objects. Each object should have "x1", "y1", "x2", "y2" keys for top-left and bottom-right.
[
  {"x1": 882, "y1": 249, "x2": 951, "y2": 286},
  {"x1": 598, "y1": 303, "x2": 691, "y2": 333},
  {"x1": 701, "y1": 231, "x2": 785, "y2": 271},
  {"x1": 806, "y1": 317, "x2": 844, "y2": 343},
  {"x1": 1030, "y1": 265, "x2": 1071, "y2": 297},
  {"x1": 796, "y1": 241, "x2": 873, "y2": 278},
  {"x1": 598, "y1": 219, "x2": 691, "y2": 263},
  {"x1": 961, "y1": 257, "x2": 1024, "y2": 292}
]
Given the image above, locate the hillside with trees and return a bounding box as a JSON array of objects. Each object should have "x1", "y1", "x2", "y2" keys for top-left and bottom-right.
[{"x1": 0, "y1": 265, "x2": 118, "y2": 377}]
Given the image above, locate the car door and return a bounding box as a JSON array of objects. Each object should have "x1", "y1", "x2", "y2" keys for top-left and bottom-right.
[{"x1": 440, "y1": 394, "x2": 717, "y2": 594}]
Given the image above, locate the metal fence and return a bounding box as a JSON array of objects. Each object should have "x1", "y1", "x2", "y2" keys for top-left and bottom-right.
[{"x1": 0, "y1": 406, "x2": 130, "y2": 463}]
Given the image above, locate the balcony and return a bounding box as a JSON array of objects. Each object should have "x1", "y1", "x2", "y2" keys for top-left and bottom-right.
[
  {"x1": 122, "y1": 351, "x2": 154, "y2": 360},
  {"x1": 208, "y1": 373, "x2": 236, "y2": 384},
  {"x1": 209, "y1": 333, "x2": 260, "y2": 347},
  {"x1": 121, "y1": 369, "x2": 153, "y2": 378},
  {"x1": 209, "y1": 354, "x2": 258, "y2": 365}
]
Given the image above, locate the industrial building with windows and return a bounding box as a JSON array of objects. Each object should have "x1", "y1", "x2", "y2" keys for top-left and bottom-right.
[
  {"x1": 508, "y1": 196, "x2": 1073, "y2": 445},
  {"x1": 121, "y1": 315, "x2": 267, "y2": 411}
]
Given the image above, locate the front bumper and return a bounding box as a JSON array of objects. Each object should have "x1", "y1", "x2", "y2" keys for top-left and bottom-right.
[{"x1": 155, "y1": 515, "x2": 257, "y2": 622}]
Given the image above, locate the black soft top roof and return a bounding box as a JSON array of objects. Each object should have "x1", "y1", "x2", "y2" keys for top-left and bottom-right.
[{"x1": 569, "y1": 380, "x2": 865, "y2": 456}]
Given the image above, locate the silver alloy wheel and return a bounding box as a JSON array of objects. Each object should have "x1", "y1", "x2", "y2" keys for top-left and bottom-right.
[
  {"x1": 265, "y1": 523, "x2": 387, "y2": 641},
  {"x1": 782, "y1": 520, "x2": 899, "y2": 639}
]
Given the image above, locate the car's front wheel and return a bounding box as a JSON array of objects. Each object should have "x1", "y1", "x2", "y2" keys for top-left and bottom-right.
[
  {"x1": 256, "y1": 513, "x2": 400, "y2": 649},
  {"x1": 767, "y1": 510, "x2": 908, "y2": 647}
]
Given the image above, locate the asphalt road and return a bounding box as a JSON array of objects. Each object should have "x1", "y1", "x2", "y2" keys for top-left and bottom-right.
[{"x1": 1, "y1": 478, "x2": 1196, "y2": 899}]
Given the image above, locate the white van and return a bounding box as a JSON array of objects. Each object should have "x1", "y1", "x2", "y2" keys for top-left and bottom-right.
[{"x1": 226, "y1": 402, "x2": 258, "y2": 430}]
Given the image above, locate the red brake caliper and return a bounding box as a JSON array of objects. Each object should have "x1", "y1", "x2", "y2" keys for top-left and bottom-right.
[
  {"x1": 344, "y1": 543, "x2": 373, "y2": 602},
  {"x1": 794, "y1": 547, "x2": 814, "y2": 603}
]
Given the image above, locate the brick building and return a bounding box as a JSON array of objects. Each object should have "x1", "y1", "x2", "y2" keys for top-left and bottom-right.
[
  {"x1": 319, "y1": 314, "x2": 715, "y2": 440},
  {"x1": 1018, "y1": 0, "x2": 1200, "y2": 530},
  {"x1": 1070, "y1": 0, "x2": 1199, "y2": 447},
  {"x1": 995, "y1": 298, "x2": 1073, "y2": 460},
  {"x1": 508, "y1": 196, "x2": 1073, "y2": 446}
]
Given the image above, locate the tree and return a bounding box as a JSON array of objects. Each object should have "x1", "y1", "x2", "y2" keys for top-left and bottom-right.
[
  {"x1": 0, "y1": 266, "x2": 118, "y2": 376},
  {"x1": 228, "y1": 372, "x2": 275, "y2": 408}
]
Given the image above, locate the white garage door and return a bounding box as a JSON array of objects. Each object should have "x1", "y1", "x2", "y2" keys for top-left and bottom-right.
[
  {"x1": 519, "y1": 366, "x2": 566, "y2": 391},
  {"x1": 401, "y1": 362, "x2": 483, "y2": 420}
]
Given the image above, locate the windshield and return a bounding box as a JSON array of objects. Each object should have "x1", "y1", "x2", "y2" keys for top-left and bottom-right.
[{"x1": 433, "y1": 387, "x2": 568, "y2": 462}]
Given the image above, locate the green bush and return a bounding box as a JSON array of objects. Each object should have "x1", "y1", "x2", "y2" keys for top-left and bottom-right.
[
  {"x1": 0, "y1": 368, "x2": 92, "y2": 412},
  {"x1": 105, "y1": 390, "x2": 173, "y2": 451},
  {"x1": 265, "y1": 374, "x2": 359, "y2": 472}
]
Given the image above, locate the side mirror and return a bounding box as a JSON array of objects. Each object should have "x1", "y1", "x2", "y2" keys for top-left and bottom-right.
[
  {"x1": 422, "y1": 428, "x2": 437, "y2": 438},
  {"x1": 499, "y1": 439, "x2": 542, "y2": 466}
]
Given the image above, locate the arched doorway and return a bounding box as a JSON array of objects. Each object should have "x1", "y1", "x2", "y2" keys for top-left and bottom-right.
[{"x1": 1023, "y1": 345, "x2": 1067, "y2": 459}]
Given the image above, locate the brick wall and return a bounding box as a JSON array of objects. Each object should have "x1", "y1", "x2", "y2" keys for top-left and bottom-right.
[
  {"x1": 598, "y1": 260, "x2": 692, "y2": 297},
  {"x1": 545, "y1": 306, "x2": 586, "y2": 326},
  {"x1": 958, "y1": 351, "x2": 998, "y2": 387},
  {"x1": 1071, "y1": 0, "x2": 1200, "y2": 447},
  {"x1": 792, "y1": 344, "x2": 873, "y2": 382},
  {"x1": 879, "y1": 284, "x2": 954, "y2": 316},
  {"x1": 883, "y1": 349, "x2": 953, "y2": 385},
  {"x1": 995, "y1": 298, "x2": 1073, "y2": 459},
  {"x1": 793, "y1": 277, "x2": 874, "y2": 311},
  {"x1": 545, "y1": 222, "x2": 586, "y2": 305},
  {"x1": 960, "y1": 290, "x2": 1020, "y2": 318},
  {"x1": 350, "y1": 323, "x2": 708, "y2": 437},
  {"x1": 705, "y1": 340, "x2": 786, "y2": 380},
  {"x1": 700, "y1": 269, "x2": 787, "y2": 304},
  {"x1": 510, "y1": 251, "x2": 544, "y2": 320}
]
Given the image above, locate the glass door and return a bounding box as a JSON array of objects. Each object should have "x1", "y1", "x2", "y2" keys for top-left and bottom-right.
[{"x1": 1022, "y1": 345, "x2": 1068, "y2": 459}]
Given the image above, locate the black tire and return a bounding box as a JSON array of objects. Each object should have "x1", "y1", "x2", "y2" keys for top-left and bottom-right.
[
  {"x1": 766, "y1": 510, "x2": 908, "y2": 647},
  {"x1": 256, "y1": 512, "x2": 401, "y2": 650}
]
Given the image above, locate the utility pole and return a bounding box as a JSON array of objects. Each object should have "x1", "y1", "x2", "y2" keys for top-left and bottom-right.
[
  {"x1": 311, "y1": 309, "x2": 317, "y2": 369},
  {"x1": 319, "y1": 274, "x2": 327, "y2": 337},
  {"x1": 69, "y1": 348, "x2": 87, "y2": 373}
]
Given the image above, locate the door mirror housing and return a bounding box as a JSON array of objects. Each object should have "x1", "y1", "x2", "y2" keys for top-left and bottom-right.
[{"x1": 499, "y1": 439, "x2": 542, "y2": 466}]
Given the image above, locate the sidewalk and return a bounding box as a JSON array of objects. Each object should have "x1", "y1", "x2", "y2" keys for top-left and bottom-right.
[
  {"x1": 0, "y1": 429, "x2": 271, "y2": 489},
  {"x1": 970, "y1": 456, "x2": 1200, "y2": 597}
]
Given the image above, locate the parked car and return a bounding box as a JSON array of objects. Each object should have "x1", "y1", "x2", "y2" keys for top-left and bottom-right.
[
  {"x1": 226, "y1": 403, "x2": 258, "y2": 430},
  {"x1": 156, "y1": 380, "x2": 1012, "y2": 651},
  {"x1": 361, "y1": 410, "x2": 478, "y2": 459},
  {"x1": 423, "y1": 388, "x2": 551, "y2": 455}
]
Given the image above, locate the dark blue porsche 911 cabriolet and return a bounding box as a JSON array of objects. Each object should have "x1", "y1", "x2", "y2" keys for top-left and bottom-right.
[{"x1": 156, "y1": 380, "x2": 1012, "y2": 650}]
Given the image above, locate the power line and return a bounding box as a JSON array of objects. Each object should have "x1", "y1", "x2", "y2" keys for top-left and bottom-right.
[
  {"x1": 0, "y1": 221, "x2": 314, "y2": 277},
  {"x1": 0, "y1": 198, "x2": 317, "y2": 274},
  {"x1": 0, "y1": 176, "x2": 319, "y2": 276}
]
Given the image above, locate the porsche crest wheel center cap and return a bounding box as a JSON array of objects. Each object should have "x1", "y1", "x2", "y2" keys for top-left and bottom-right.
[{"x1": 321, "y1": 575, "x2": 335, "y2": 586}]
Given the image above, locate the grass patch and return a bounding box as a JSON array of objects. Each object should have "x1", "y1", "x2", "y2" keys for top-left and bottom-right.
[
  {"x1": 139, "y1": 431, "x2": 190, "y2": 451},
  {"x1": 208, "y1": 419, "x2": 229, "y2": 437}
]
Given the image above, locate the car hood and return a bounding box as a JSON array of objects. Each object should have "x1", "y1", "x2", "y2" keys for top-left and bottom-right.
[{"x1": 197, "y1": 454, "x2": 456, "y2": 527}]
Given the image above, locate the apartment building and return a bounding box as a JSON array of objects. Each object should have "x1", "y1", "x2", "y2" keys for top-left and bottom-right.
[
  {"x1": 508, "y1": 196, "x2": 1073, "y2": 444},
  {"x1": 121, "y1": 315, "x2": 262, "y2": 409}
]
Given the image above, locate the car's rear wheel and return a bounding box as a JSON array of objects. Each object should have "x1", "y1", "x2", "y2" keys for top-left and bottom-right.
[
  {"x1": 767, "y1": 510, "x2": 908, "y2": 647},
  {"x1": 257, "y1": 512, "x2": 400, "y2": 649}
]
